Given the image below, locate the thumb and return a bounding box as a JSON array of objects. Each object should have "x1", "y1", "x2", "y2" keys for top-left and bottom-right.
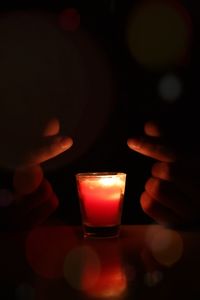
[
  {"x1": 22, "y1": 135, "x2": 73, "y2": 167},
  {"x1": 144, "y1": 121, "x2": 163, "y2": 137}
]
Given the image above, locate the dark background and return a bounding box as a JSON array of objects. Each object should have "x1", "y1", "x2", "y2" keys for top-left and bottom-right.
[{"x1": 0, "y1": 0, "x2": 199, "y2": 225}]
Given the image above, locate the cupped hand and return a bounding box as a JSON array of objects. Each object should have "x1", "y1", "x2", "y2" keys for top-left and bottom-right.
[
  {"x1": 0, "y1": 118, "x2": 73, "y2": 230},
  {"x1": 127, "y1": 121, "x2": 200, "y2": 227}
]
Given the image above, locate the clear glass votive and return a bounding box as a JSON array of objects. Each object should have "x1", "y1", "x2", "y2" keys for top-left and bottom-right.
[{"x1": 76, "y1": 172, "x2": 126, "y2": 238}]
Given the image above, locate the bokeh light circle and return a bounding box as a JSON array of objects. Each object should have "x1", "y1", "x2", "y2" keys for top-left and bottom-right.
[
  {"x1": 126, "y1": 0, "x2": 192, "y2": 70},
  {"x1": 158, "y1": 74, "x2": 182, "y2": 102},
  {"x1": 145, "y1": 225, "x2": 183, "y2": 267},
  {"x1": 63, "y1": 245, "x2": 101, "y2": 291}
]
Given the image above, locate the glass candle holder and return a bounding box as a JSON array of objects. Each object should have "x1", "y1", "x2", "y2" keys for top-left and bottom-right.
[{"x1": 76, "y1": 172, "x2": 126, "y2": 238}]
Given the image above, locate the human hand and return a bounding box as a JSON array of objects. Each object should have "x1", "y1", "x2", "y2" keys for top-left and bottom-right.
[
  {"x1": 0, "y1": 177, "x2": 59, "y2": 230},
  {"x1": 17, "y1": 117, "x2": 73, "y2": 168},
  {"x1": 127, "y1": 121, "x2": 200, "y2": 227},
  {"x1": 0, "y1": 118, "x2": 73, "y2": 230}
]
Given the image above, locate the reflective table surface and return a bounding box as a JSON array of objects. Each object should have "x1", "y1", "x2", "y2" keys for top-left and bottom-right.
[{"x1": 1, "y1": 220, "x2": 200, "y2": 299}]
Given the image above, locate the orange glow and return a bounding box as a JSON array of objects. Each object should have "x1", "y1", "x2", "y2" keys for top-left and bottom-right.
[
  {"x1": 76, "y1": 173, "x2": 126, "y2": 227},
  {"x1": 63, "y1": 241, "x2": 127, "y2": 298},
  {"x1": 82, "y1": 264, "x2": 127, "y2": 298},
  {"x1": 81, "y1": 241, "x2": 127, "y2": 298}
]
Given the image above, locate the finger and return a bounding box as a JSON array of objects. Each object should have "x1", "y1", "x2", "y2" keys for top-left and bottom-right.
[
  {"x1": 24, "y1": 135, "x2": 73, "y2": 166},
  {"x1": 13, "y1": 165, "x2": 44, "y2": 196},
  {"x1": 140, "y1": 191, "x2": 183, "y2": 226},
  {"x1": 151, "y1": 162, "x2": 175, "y2": 181},
  {"x1": 152, "y1": 162, "x2": 200, "y2": 201},
  {"x1": 144, "y1": 177, "x2": 197, "y2": 219},
  {"x1": 0, "y1": 180, "x2": 58, "y2": 230},
  {"x1": 127, "y1": 137, "x2": 176, "y2": 162},
  {"x1": 152, "y1": 161, "x2": 200, "y2": 180},
  {"x1": 144, "y1": 121, "x2": 162, "y2": 137},
  {"x1": 43, "y1": 118, "x2": 60, "y2": 137},
  {"x1": 15, "y1": 179, "x2": 54, "y2": 211},
  {"x1": 18, "y1": 193, "x2": 59, "y2": 230}
]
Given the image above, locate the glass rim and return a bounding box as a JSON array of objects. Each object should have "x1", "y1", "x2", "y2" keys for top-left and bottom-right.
[{"x1": 76, "y1": 172, "x2": 126, "y2": 178}]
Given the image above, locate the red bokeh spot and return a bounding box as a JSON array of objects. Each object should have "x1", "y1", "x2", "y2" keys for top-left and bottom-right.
[
  {"x1": 59, "y1": 8, "x2": 80, "y2": 32},
  {"x1": 25, "y1": 225, "x2": 78, "y2": 279}
]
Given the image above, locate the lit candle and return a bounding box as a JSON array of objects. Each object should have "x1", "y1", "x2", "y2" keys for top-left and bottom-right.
[{"x1": 76, "y1": 172, "x2": 126, "y2": 238}]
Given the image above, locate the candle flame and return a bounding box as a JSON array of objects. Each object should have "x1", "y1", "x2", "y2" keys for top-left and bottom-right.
[
  {"x1": 79, "y1": 174, "x2": 126, "y2": 194},
  {"x1": 99, "y1": 177, "x2": 121, "y2": 186}
]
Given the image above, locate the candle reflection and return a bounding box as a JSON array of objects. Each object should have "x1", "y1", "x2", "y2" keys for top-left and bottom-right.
[
  {"x1": 81, "y1": 240, "x2": 127, "y2": 299},
  {"x1": 63, "y1": 239, "x2": 128, "y2": 298}
]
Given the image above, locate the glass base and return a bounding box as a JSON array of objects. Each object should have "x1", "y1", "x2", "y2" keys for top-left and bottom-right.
[{"x1": 83, "y1": 225, "x2": 120, "y2": 238}]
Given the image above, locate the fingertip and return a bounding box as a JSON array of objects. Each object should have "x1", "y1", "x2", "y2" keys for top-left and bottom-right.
[
  {"x1": 49, "y1": 193, "x2": 59, "y2": 210},
  {"x1": 59, "y1": 136, "x2": 73, "y2": 150},
  {"x1": 140, "y1": 191, "x2": 153, "y2": 213},
  {"x1": 28, "y1": 136, "x2": 74, "y2": 164},
  {"x1": 127, "y1": 138, "x2": 132, "y2": 147},
  {"x1": 127, "y1": 138, "x2": 141, "y2": 150},
  {"x1": 145, "y1": 177, "x2": 160, "y2": 197},
  {"x1": 43, "y1": 118, "x2": 60, "y2": 137},
  {"x1": 144, "y1": 121, "x2": 161, "y2": 137},
  {"x1": 140, "y1": 191, "x2": 147, "y2": 206}
]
